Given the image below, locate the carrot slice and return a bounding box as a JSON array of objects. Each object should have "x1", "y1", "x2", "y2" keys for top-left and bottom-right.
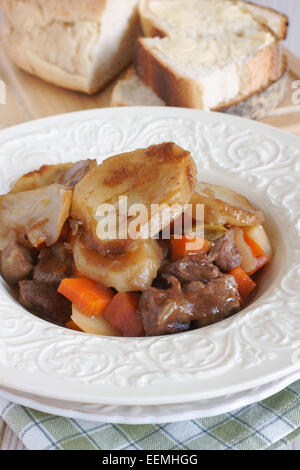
[
  {"x1": 103, "y1": 292, "x2": 143, "y2": 337},
  {"x1": 229, "y1": 266, "x2": 256, "y2": 300},
  {"x1": 170, "y1": 236, "x2": 212, "y2": 261},
  {"x1": 244, "y1": 233, "x2": 264, "y2": 258},
  {"x1": 58, "y1": 278, "x2": 114, "y2": 317},
  {"x1": 65, "y1": 319, "x2": 83, "y2": 332}
]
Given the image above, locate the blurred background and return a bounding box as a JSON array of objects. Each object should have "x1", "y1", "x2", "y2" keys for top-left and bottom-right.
[
  {"x1": 0, "y1": 1, "x2": 299, "y2": 56},
  {"x1": 254, "y1": 0, "x2": 299, "y2": 56}
]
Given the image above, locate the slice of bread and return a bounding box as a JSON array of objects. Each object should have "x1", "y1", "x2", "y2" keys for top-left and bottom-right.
[
  {"x1": 111, "y1": 67, "x2": 165, "y2": 107},
  {"x1": 135, "y1": 32, "x2": 282, "y2": 110},
  {"x1": 139, "y1": 0, "x2": 288, "y2": 40},
  {"x1": 111, "y1": 62, "x2": 287, "y2": 120},
  {"x1": 1, "y1": 0, "x2": 140, "y2": 94}
]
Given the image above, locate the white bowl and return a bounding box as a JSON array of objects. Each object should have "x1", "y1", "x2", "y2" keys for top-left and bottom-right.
[{"x1": 0, "y1": 107, "x2": 299, "y2": 406}]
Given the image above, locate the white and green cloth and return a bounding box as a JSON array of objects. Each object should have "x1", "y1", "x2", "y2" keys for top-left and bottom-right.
[{"x1": 0, "y1": 380, "x2": 300, "y2": 450}]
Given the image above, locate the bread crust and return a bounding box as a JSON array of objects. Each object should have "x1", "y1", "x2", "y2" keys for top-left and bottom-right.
[
  {"x1": 112, "y1": 58, "x2": 287, "y2": 119},
  {"x1": 2, "y1": 39, "x2": 92, "y2": 93},
  {"x1": 135, "y1": 37, "x2": 281, "y2": 109},
  {"x1": 238, "y1": 0, "x2": 288, "y2": 40},
  {"x1": 140, "y1": 14, "x2": 168, "y2": 38}
]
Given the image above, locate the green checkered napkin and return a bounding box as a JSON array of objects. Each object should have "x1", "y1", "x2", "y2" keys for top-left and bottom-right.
[{"x1": 1, "y1": 380, "x2": 300, "y2": 450}]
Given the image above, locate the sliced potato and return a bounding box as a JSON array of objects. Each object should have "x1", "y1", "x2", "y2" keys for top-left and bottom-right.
[
  {"x1": 189, "y1": 182, "x2": 264, "y2": 227},
  {"x1": 244, "y1": 224, "x2": 273, "y2": 258},
  {"x1": 73, "y1": 235, "x2": 163, "y2": 292},
  {"x1": 71, "y1": 305, "x2": 121, "y2": 336},
  {"x1": 10, "y1": 160, "x2": 97, "y2": 193},
  {"x1": 0, "y1": 184, "x2": 72, "y2": 251},
  {"x1": 71, "y1": 143, "x2": 197, "y2": 254}
]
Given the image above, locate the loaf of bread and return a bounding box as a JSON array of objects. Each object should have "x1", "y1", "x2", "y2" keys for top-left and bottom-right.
[{"x1": 0, "y1": 0, "x2": 140, "y2": 94}]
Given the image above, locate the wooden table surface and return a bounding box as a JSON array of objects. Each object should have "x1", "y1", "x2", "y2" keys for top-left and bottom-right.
[{"x1": 0, "y1": 46, "x2": 299, "y2": 450}]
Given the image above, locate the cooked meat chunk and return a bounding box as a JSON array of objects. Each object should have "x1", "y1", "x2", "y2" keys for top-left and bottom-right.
[
  {"x1": 184, "y1": 275, "x2": 240, "y2": 327},
  {"x1": 19, "y1": 280, "x2": 71, "y2": 325},
  {"x1": 138, "y1": 276, "x2": 192, "y2": 336},
  {"x1": 0, "y1": 237, "x2": 36, "y2": 285},
  {"x1": 0, "y1": 184, "x2": 72, "y2": 251},
  {"x1": 161, "y1": 252, "x2": 221, "y2": 283},
  {"x1": 208, "y1": 229, "x2": 241, "y2": 272},
  {"x1": 33, "y1": 242, "x2": 73, "y2": 286},
  {"x1": 10, "y1": 160, "x2": 97, "y2": 193},
  {"x1": 139, "y1": 273, "x2": 240, "y2": 336}
]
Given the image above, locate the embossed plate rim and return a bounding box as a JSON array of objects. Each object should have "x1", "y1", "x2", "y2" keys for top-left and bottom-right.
[
  {"x1": 0, "y1": 107, "x2": 299, "y2": 406},
  {"x1": 0, "y1": 369, "x2": 299, "y2": 423}
]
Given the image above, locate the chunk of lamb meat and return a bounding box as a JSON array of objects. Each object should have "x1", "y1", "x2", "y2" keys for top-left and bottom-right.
[
  {"x1": 161, "y1": 252, "x2": 221, "y2": 284},
  {"x1": 138, "y1": 276, "x2": 193, "y2": 336},
  {"x1": 19, "y1": 280, "x2": 71, "y2": 325},
  {"x1": 183, "y1": 275, "x2": 240, "y2": 327},
  {"x1": 0, "y1": 237, "x2": 36, "y2": 285},
  {"x1": 139, "y1": 274, "x2": 240, "y2": 336},
  {"x1": 33, "y1": 242, "x2": 74, "y2": 286},
  {"x1": 208, "y1": 229, "x2": 241, "y2": 272}
]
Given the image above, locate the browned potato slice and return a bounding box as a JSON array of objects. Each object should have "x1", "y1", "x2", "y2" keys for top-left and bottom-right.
[
  {"x1": 71, "y1": 143, "x2": 197, "y2": 254},
  {"x1": 73, "y1": 235, "x2": 163, "y2": 292},
  {"x1": 0, "y1": 184, "x2": 72, "y2": 251},
  {"x1": 10, "y1": 160, "x2": 97, "y2": 193},
  {"x1": 189, "y1": 182, "x2": 264, "y2": 227}
]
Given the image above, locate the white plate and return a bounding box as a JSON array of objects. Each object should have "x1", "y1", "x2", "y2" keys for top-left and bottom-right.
[
  {"x1": 0, "y1": 107, "x2": 299, "y2": 406},
  {"x1": 1, "y1": 370, "x2": 299, "y2": 424}
]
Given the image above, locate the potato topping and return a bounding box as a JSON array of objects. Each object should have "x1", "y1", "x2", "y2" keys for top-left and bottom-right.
[
  {"x1": 189, "y1": 182, "x2": 264, "y2": 226},
  {"x1": 0, "y1": 184, "x2": 72, "y2": 251},
  {"x1": 10, "y1": 159, "x2": 97, "y2": 193},
  {"x1": 73, "y1": 235, "x2": 163, "y2": 292},
  {"x1": 71, "y1": 143, "x2": 197, "y2": 255}
]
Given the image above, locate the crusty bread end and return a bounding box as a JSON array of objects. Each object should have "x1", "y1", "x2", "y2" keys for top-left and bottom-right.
[{"x1": 1, "y1": 0, "x2": 140, "y2": 94}]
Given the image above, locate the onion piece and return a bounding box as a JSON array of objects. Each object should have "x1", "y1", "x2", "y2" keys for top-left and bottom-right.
[
  {"x1": 71, "y1": 305, "x2": 121, "y2": 336},
  {"x1": 234, "y1": 227, "x2": 257, "y2": 274},
  {"x1": 243, "y1": 225, "x2": 273, "y2": 259}
]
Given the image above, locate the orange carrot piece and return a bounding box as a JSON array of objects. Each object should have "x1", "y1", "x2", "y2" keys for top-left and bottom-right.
[
  {"x1": 244, "y1": 234, "x2": 264, "y2": 258},
  {"x1": 65, "y1": 319, "x2": 82, "y2": 332},
  {"x1": 58, "y1": 278, "x2": 114, "y2": 317},
  {"x1": 229, "y1": 266, "x2": 256, "y2": 300},
  {"x1": 103, "y1": 292, "x2": 143, "y2": 337},
  {"x1": 170, "y1": 236, "x2": 212, "y2": 261}
]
